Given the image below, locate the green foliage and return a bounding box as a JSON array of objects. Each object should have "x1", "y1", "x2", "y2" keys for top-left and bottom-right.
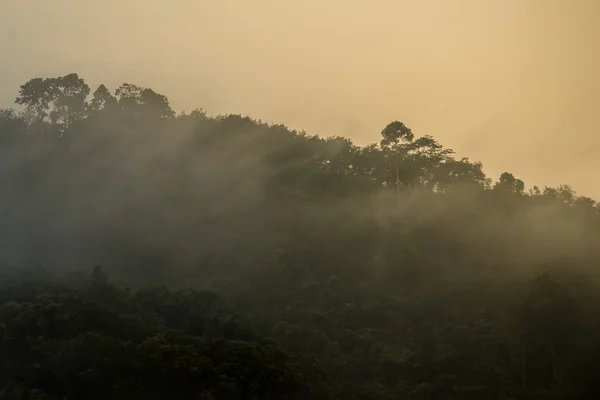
[
  {"x1": 0, "y1": 270, "x2": 319, "y2": 400},
  {"x1": 1, "y1": 74, "x2": 600, "y2": 399}
]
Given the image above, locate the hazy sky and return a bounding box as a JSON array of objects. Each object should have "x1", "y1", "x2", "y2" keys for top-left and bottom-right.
[{"x1": 2, "y1": 0, "x2": 599, "y2": 197}]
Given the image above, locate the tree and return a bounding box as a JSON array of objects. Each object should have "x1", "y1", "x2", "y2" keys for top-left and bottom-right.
[
  {"x1": 49, "y1": 73, "x2": 90, "y2": 129},
  {"x1": 430, "y1": 157, "x2": 488, "y2": 191},
  {"x1": 380, "y1": 120, "x2": 414, "y2": 148},
  {"x1": 115, "y1": 83, "x2": 174, "y2": 119},
  {"x1": 88, "y1": 84, "x2": 117, "y2": 113},
  {"x1": 14, "y1": 77, "x2": 56, "y2": 123},
  {"x1": 14, "y1": 74, "x2": 90, "y2": 133},
  {"x1": 140, "y1": 88, "x2": 175, "y2": 119},
  {"x1": 543, "y1": 185, "x2": 575, "y2": 205},
  {"x1": 494, "y1": 172, "x2": 525, "y2": 194},
  {"x1": 379, "y1": 121, "x2": 415, "y2": 190}
]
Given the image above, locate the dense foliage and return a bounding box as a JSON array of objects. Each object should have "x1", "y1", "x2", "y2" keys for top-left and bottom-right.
[
  {"x1": 0, "y1": 268, "x2": 322, "y2": 400},
  {"x1": 1, "y1": 73, "x2": 600, "y2": 399}
]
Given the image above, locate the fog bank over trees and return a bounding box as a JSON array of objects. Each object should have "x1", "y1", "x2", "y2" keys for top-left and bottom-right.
[{"x1": 1, "y1": 73, "x2": 599, "y2": 399}]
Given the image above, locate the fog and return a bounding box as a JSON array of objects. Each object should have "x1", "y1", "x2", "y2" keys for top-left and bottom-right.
[
  {"x1": 2, "y1": 0, "x2": 599, "y2": 198},
  {"x1": 0, "y1": 84, "x2": 597, "y2": 288},
  {"x1": 2, "y1": 5, "x2": 600, "y2": 394}
]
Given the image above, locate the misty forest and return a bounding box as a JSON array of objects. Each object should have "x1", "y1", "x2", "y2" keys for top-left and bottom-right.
[{"x1": 1, "y1": 73, "x2": 600, "y2": 400}]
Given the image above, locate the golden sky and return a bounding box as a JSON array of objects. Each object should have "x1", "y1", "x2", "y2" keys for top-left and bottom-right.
[{"x1": 1, "y1": 0, "x2": 599, "y2": 197}]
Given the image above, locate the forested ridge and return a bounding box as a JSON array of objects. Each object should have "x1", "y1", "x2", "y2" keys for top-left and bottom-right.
[{"x1": 1, "y1": 73, "x2": 600, "y2": 399}]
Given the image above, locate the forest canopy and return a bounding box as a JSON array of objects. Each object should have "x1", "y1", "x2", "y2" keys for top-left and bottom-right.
[{"x1": 1, "y1": 73, "x2": 599, "y2": 399}]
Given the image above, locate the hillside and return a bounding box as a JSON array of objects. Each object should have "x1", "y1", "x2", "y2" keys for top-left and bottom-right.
[{"x1": 1, "y1": 73, "x2": 600, "y2": 399}]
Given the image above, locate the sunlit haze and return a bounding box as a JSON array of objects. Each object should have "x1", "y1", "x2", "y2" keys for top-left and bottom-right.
[{"x1": 2, "y1": 0, "x2": 599, "y2": 196}]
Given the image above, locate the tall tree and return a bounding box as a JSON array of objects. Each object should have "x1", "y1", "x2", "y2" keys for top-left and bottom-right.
[
  {"x1": 89, "y1": 84, "x2": 117, "y2": 113},
  {"x1": 14, "y1": 77, "x2": 56, "y2": 124},
  {"x1": 15, "y1": 74, "x2": 90, "y2": 133},
  {"x1": 380, "y1": 120, "x2": 414, "y2": 148},
  {"x1": 49, "y1": 73, "x2": 90, "y2": 129},
  {"x1": 495, "y1": 172, "x2": 525, "y2": 194},
  {"x1": 115, "y1": 83, "x2": 174, "y2": 119}
]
